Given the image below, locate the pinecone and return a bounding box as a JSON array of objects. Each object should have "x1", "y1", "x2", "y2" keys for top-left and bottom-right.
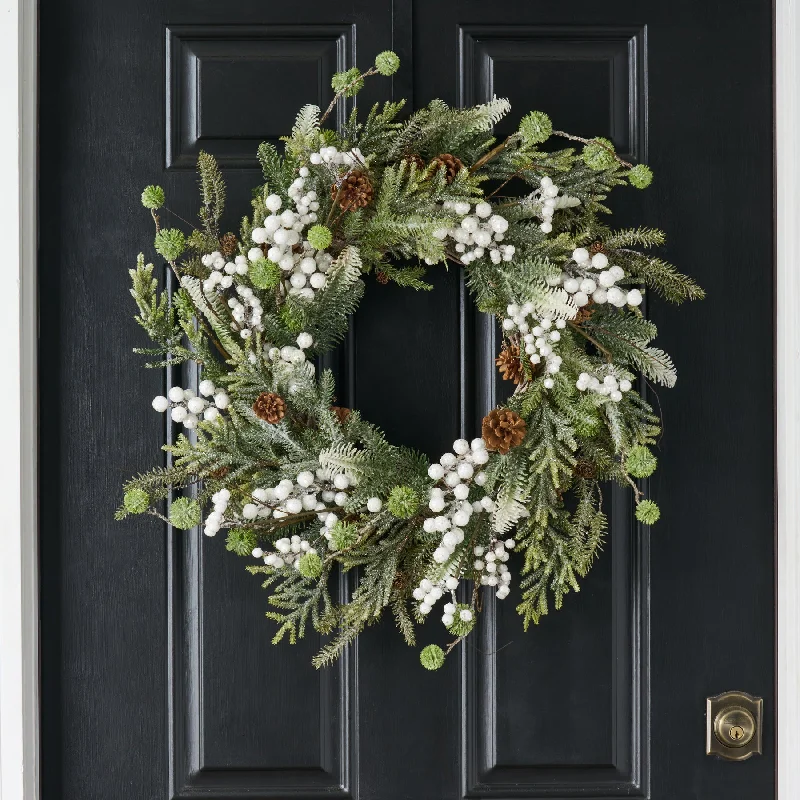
[
  {"x1": 219, "y1": 232, "x2": 238, "y2": 258},
  {"x1": 253, "y1": 392, "x2": 286, "y2": 424},
  {"x1": 331, "y1": 170, "x2": 373, "y2": 210},
  {"x1": 573, "y1": 299, "x2": 596, "y2": 324},
  {"x1": 588, "y1": 241, "x2": 606, "y2": 255},
  {"x1": 376, "y1": 271, "x2": 390, "y2": 285},
  {"x1": 330, "y1": 406, "x2": 351, "y2": 425},
  {"x1": 496, "y1": 343, "x2": 524, "y2": 384},
  {"x1": 431, "y1": 153, "x2": 464, "y2": 184},
  {"x1": 573, "y1": 460, "x2": 596, "y2": 479},
  {"x1": 481, "y1": 408, "x2": 527, "y2": 454},
  {"x1": 208, "y1": 466, "x2": 229, "y2": 480},
  {"x1": 403, "y1": 154, "x2": 427, "y2": 172}
]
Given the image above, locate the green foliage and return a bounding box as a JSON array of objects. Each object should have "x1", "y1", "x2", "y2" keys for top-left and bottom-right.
[
  {"x1": 123, "y1": 488, "x2": 150, "y2": 514},
  {"x1": 249, "y1": 258, "x2": 281, "y2": 289},
  {"x1": 226, "y1": 528, "x2": 258, "y2": 556},
  {"x1": 375, "y1": 50, "x2": 400, "y2": 76},
  {"x1": 627, "y1": 445, "x2": 658, "y2": 478},
  {"x1": 582, "y1": 137, "x2": 617, "y2": 170},
  {"x1": 154, "y1": 229, "x2": 185, "y2": 262},
  {"x1": 169, "y1": 497, "x2": 201, "y2": 529},
  {"x1": 636, "y1": 499, "x2": 661, "y2": 525},
  {"x1": 519, "y1": 111, "x2": 552, "y2": 145},
  {"x1": 628, "y1": 163, "x2": 653, "y2": 189},
  {"x1": 420, "y1": 644, "x2": 445, "y2": 670},
  {"x1": 387, "y1": 485, "x2": 421, "y2": 519},
  {"x1": 141, "y1": 185, "x2": 165, "y2": 209},
  {"x1": 197, "y1": 151, "x2": 226, "y2": 236}
]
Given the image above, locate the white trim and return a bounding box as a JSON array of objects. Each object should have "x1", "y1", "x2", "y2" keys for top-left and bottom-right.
[
  {"x1": 0, "y1": 0, "x2": 38, "y2": 798},
  {"x1": 776, "y1": 1, "x2": 800, "y2": 797}
]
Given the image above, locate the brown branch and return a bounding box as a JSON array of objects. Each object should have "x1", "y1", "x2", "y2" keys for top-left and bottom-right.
[
  {"x1": 567, "y1": 321, "x2": 613, "y2": 360},
  {"x1": 469, "y1": 135, "x2": 518, "y2": 174},
  {"x1": 551, "y1": 130, "x2": 634, "y2": 169},
  {"x1": 319, "y1": 66, "x2": 379, "y2": 126}
]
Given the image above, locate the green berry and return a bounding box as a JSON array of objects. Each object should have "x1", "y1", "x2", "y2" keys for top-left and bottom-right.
[
  {"x1": 375, "y1": 50, "x2": 400, "y2": 76},
  {"x1": 627, "y1": 445, "x2": 658, "y2": 478},
  {"x1": 635, "y1": 499, "x2": 661, "y2": 525},
  {"x1": 154, "y1": 228, "x2": 186, "y2": 262},
  {"x1": 331, "y1": 67, "x2": 364, "y2": 97},
  {"x1": 628, "y1": 163, "x2": 653, "y2": 189},
  {"x1": 582, "y1": 137, "x2": 617, "y2": 170},
  {"x1": 225, "y1": 528, "x2": 258, "y2": 557},
  {"x1": 387, "y1": 485, "x2": 421, "y2": 519},
  {"x1": 249, "y1": 258, "x2": 281, "y2": 290},
  {"x1": 307, "y1": 224, "x2": 333, "y2": 251},
  {"x1": 169, "y1": 497, "x2": 201, "y2": 529},
  {"x1": 297, "y1": 552, "x2": 323, "y2": 579},
  {"x1": 446, "y1": 604, "x2": 476, "y2": 637},
  {"x1": 141, "y1": 185, "x2": 165, "y2": 210},
  {"x1": 420, "y1": 644, "x2": 445, "y2": 671},
  {"x1": 330, "y1": 521, "x2": 358, "y2": 551},
  {"x1": 123, "y1": 487, "x2": 150, "y2": 515},
  {"x1": 519, "y1": 111, "x2": 553, "y2": 145}
]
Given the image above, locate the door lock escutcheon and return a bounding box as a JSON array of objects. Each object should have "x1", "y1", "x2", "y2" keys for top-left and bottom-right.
[{"x1": 706, "y1": 691, "x2": 763, "y2": 761}]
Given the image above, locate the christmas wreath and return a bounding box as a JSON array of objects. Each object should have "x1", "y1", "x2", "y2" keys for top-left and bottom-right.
[{"x1": 119, "y1": 52, "x2": 703, "y2": 669}]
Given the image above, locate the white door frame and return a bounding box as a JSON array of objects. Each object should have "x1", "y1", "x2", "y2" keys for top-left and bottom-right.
[{"x1": 0, "y1": 1, "x2": 795, "y2": 797}]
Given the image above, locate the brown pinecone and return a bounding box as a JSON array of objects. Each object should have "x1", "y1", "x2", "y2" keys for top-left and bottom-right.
[
  {"x1": 403, "y1": 154, "x2": 427, "y2": 172},
  {"x1": 253, "y1": 392, "x2": 286, "y2": 424},
  {"x1": 573, "y1": 460, "x2": 596, "y2": 479},
  {"x1": 208, "y1": 466, "x2": 229, "y2": 480},
  {"x1": 376, "y1": 271, "x2": 390, "y2": 285},
  {"x1": 573, "y1": 299, "x2": 596, "y2": 324},
  {"x1": 331, "y1": 170, "x2": 373, "y2": 210},
  {"x1": 481, "y1": 408, "x2": 527, "y2": 454},
  {"x1": 330, "y1": 406, "x2": 351, "y2": 425},
  {"x1": 588, "y1": 241, "x2": 606, "y2": 255},
  {"x1": 219, "y1": 232, "x2": 238, "y2": 258},
  {"x1": 496, "y1": 343, "x2": 524, "y2": 385},
  {"x1": 431, "y1": 153, "x2": 464, "y2": 184}
]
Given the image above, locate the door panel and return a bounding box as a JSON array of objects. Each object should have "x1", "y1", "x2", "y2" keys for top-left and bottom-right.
[{"x1": 39, "y1": 2, "x2": 775, "y2": 799}]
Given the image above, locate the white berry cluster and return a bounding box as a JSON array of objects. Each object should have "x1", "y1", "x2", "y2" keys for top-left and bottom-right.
[
  {"x1": 533, "y1": 176, "x2": 581, "y2": 233},
  {"x1": 559, "y1": 247, "x2": 642, "y2": 309},
  {"x1": 474, "y1": 538, "x2": 514, "y2": 599},
  {"x1": 151, "y1": 379, "x2": 229, "y2": 429},
  {"x1": 228, "y1": 285, "x2": 263, "y2": 339},
  {"x1": 241, "y1": 470, "x2": 346, "y2": 527},
  {"x1": 250, "y1": 177, "x2": 332, "y2": 302},
  {"x1": 412, "y1": 575, "x2": 461, "y2": 622},
  {"x1": 201, "y1": 251, "x2": 249, "y2": 293},
  {"x1": 309, "y1": 145, "x2": 365, "y2": 169},
  {"x1": 576, "y1": 371, "x2": 633, "y2": 403},
  {"x1": 204, "y1": 488, "x2": 230, "y2": 536},
  {"x1": 432, "y1": 202, "x2": 514, "y2": 265},
  {"x1": 254, "y1": 536, "x2": 317, "y2": 570},
  {"x1": 501, "y1": 304, "x2": 568, "y2": 389}
]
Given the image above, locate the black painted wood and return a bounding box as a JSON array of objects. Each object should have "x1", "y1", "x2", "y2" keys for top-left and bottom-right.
[{"x1": 39, "y1": 2, "x2": 775, "y2": 799}]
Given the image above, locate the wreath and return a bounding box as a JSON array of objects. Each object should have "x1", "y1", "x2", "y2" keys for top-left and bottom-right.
[{"x1": 119, "y1": 52, "x2": 703, "y2": 670}]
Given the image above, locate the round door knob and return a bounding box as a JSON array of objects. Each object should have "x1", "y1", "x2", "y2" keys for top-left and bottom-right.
[{"x1": 713, "y1": 705, "x2": 756, "y2": 748}]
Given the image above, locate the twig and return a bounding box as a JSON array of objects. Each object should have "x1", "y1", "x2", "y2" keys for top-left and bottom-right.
[
  {"x1": 319, "y1": 66, "x2": 379, "y2": 126},
  {"x1": 551, "y1": 130, "x2": 634, "y2": 169},
  {"x1": 469, "y1": 134, "x2": 518, "y2": 174},
  {"x1": 567, "y1": 321, "x2": 613, "y2": 360}
]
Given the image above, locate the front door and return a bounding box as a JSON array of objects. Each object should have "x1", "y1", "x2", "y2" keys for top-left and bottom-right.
[{"x1": 39, "y1": 1, "x2": 775, "y2": 798}]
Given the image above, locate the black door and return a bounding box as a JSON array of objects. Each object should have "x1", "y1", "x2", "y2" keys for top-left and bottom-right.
[{"x1": 39, "y1": 2, "x2": 775, "y2": 798}]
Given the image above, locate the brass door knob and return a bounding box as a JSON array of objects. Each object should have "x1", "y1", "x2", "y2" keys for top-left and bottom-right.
[{"x1": 706, "y1": 691, "x2": 763, "y2": 761}]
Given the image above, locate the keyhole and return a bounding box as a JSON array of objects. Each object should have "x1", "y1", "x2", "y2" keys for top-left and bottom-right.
[{"x1": 730, "y1": 725, "x2": 745, "y2": 741}]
